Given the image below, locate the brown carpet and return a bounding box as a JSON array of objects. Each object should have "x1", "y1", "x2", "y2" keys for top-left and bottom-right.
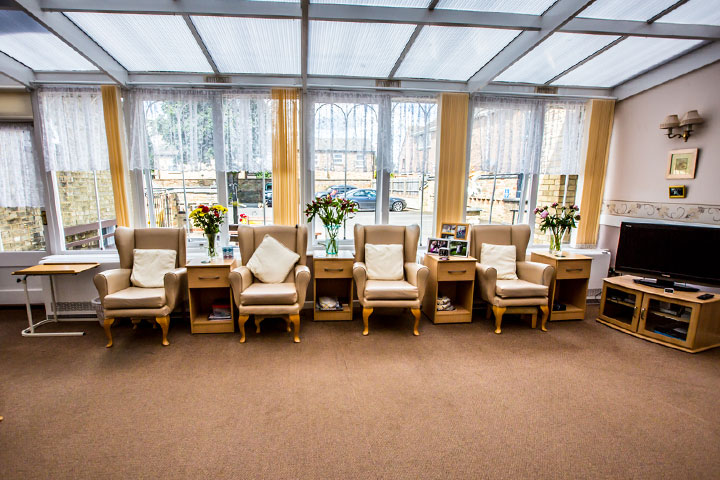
[{"x1": 1, "y1": 305, "x2": 719, "y2": 479}]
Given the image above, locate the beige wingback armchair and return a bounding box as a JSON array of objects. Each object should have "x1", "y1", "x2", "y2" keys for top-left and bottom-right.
[
  {"x1": 229, "y1": 225, "x2": 310, "y2": 343},
  {"x1": 93, "y1": 227, "x2": 187, "y2": 347},
  {"x1": 470, "y1": 224, "x2": 554, "y2": 334},
  {"x1": 353, "y1": 224, "x2": 429, "y2": 336}
]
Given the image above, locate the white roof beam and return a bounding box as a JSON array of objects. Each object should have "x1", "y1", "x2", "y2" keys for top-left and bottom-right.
[
  {"x1": 183, "y1": 15, "x2": 220, "y2": 75},
  {"x1": 612, "y1": 41, "x2": 720, "y2": 100},
  {"x1": 563, "y1": 18, "x2": 720, "y2": 40},
  {"x1": 38, "y1": 0, "x2": 302, "y2": 17},
  {"x1": 0, "y1": 52, "x2": 34, "y2": 87},
  {"x1": 467, "y1": 0, "x2": 595, "y2": 92},
  {"x1": 301, "y1": 0, "x2": 308, "y2": 90},
  {"x1": 14, "y1": 0, "x2": 129, "y2": 85}
]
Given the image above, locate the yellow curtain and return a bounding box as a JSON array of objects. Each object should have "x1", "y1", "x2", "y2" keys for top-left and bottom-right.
[
  {"x1": 434, "y1": 92, "x2": 469, "y2": 234},
  {"x1": 271, "y1": 88, "x2": 300, "y2": 226},
  {"x1": 575, "y1": 99, "x2": 615, "y2": 246},
  {"x1": 100, "y1": 85, "x2": 131, "y2": 227}
]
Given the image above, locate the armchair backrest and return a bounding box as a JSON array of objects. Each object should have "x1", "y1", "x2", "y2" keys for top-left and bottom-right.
[
  {"x1": 469, "y1": 224, "x2": 530, "y2": 263},
  {"x1": 353, "y1": 224, "x2": 419, "y2": 263},
  {"x1": 115, "y1": 227, "x2": 187, "y2": 269},
  {"x1": 237, "y1": 225, "x2": 308, "y2": 267}
]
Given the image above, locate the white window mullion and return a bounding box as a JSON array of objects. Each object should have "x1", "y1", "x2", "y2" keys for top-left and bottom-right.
[{"x1": 212, "y1": 94, "x2": 229, "y2": 245}]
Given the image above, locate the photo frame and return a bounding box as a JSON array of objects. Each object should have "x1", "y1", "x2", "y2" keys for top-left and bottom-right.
[
  {"x1": 666, "y1": 148, "x2": 698, "y2": 179},
  {"x1": 440, "y1": 223, "x2": 456, "y2": 237},
  {"x1": 454, "y1": 223, "x2": 469, "y2": 240},
  {"x1": 669, "y1": 185, "x2": 686, "y2": 199},
  {"x1": 438, "y1": 247, "x2": 450, "y2": 259},
  {"x1": 426, "y1": 237, "x2": 449, "y2": 255},
  {"x1": 449, "y1": 239, "x2": 469, "y2": 257}
]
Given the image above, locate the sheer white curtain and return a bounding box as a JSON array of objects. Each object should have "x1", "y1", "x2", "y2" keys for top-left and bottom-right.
[
  {"x1": 222, "y1": 91, "x2": 272, "y2": 173},
  {"x1": 0, "y1": 123, "x2": 44, "y2": 208},
  {"x1": 540, "y1": 100, "x2": 586, "y2": 175},
  {"x1": 127, "y1": 88, "x2": 215, "y2": 172},
  {"x1": 390, "y1": 98, "x2": 437, "y2": 174},
  {"x1": 37, "y1": 87, "x2": 109, "y2": 172},
  {"x1": 471, "y1": 95, "x2": 543, "y2": 175}
]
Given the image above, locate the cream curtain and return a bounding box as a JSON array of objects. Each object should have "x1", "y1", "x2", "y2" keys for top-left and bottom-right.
[
  {"x1": 435, "y1": 92, "x2": 469, "y2": 231},
  {"x1": 0, "y1": 123, "x2": 44, "y2": 208},
  {"x1": 271, "y1": 88, "x2": 300, "y2": 226},
  {"x1": 576, "y1": 99, "x2": 615, "y2": 247},
  {"x1": 101, "y1": 86, "x2": 130, "y2": 227}
]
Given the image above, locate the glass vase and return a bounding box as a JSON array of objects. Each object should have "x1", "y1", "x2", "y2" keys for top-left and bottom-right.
[
  {"x1": 549, "y1": 229, "x2": 566, "y2": 257},
  {"x1": 323, "y1": 223, "x2": 341, "y2": 256},
  {"x1": 206, "y1": 231, "x2": 218, "y2": 259}
]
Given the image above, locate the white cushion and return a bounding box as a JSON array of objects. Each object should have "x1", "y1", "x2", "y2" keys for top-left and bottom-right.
[
  {"x1": 130, "y1": 249, "x2": 177, "y2": 288},
  {"x1": 246, "y1": 234, "x2": 300, "y2": 284},
  {"x1": 365, "y1": 244, "x2": 404, "y2": 281},
  {"x1": 480, "y1": 243, "x2": 518, "y2": 280}
]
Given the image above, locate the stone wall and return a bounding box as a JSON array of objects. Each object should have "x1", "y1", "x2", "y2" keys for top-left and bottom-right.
[{"x1": 0, "y1": 207, "x2": 45, "y2": 251}]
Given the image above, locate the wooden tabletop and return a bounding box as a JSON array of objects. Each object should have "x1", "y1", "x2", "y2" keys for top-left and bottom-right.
[
  {"x1": 313, "y1": 250, "x2": 355, "y2": 260},
  {"x1": 425, "y1": 254, "x2": 477, "y2": 262},
  {"x1": 605, "y1": 275, "x2": 720, "y2": 304},
  {"x1": 531, "y1": 251, "x2": 591, "y2": 261},
  {"x1": 186, "y1": 258, "x2": 236, "y2": 268},
  {"x1": 12, "y1": 263, "x2": 99, "y2": 276}
]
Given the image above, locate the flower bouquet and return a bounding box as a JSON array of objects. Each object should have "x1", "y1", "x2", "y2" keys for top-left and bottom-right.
[
  {"x1": 534, "y1": 202, "x2": 580, "y2": 256},
  {"x1": 304, "y1": 195, "x2": 358, "y2": 255},
  {"x1": 189, "y1": 204, "x2": 228, "y2": 258}
]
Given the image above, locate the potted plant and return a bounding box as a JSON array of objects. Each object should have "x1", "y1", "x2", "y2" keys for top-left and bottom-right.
[
  {"x1": 189, "y1": 204, "x2": 228, "y2": 258},
  {"x1": 534, "y1": 202, "x2": 581, "y2": 257},
  {"x1": 304, "y1": 195, "x2": 358, "y2": 255}
]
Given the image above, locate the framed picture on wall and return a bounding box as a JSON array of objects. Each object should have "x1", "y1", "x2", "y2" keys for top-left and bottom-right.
[
  {"x1": 666, "y1": 148, "x2": 698, "y2": 179},
  {"x1": 669, "y1": 185, "x2": 687, "y2": 198}
]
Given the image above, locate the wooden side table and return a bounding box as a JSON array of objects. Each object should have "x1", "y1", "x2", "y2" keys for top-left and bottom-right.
[
  {"x1": 422, "y1": 254, "x2": 476, "y2": 324},
  {"x1": 313, "y1": 251, "x2": 354, "y2": 321},
  {"x1": 187, "y1": 258, "x2": 237, "y2": 333},
  {"x1": 530, "y1": 251, "x2": 592, "y2": 321}
]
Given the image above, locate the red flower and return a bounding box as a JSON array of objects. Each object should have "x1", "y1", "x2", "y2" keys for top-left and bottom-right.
[{"x1": 201, "y1": 205, "x2": 210, "y2": 213}]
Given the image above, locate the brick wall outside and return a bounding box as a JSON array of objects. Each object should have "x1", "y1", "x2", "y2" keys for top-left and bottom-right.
[
  {"x1": 533, "y1": 174, "x2": 578, "y2": 245},
  {"x1": 57, "y1": 171, "x2": 116, "y2": 249},
  {"x1": 0, "y1": 207, "x2": 45, "y2": 251}
]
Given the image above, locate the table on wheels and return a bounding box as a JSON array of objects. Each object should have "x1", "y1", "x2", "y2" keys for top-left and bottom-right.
[{"x1": 12, "y1": 263, "x2": 99, "y2": 337}]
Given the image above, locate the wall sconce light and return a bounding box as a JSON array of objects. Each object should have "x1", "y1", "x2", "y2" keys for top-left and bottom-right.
[{"x1": 660, "y1": 110, "x2": 704, "y2": 142}]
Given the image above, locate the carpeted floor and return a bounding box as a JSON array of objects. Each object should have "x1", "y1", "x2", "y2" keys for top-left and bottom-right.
[{"x1": 1, "y1": 305, "x2": 719, "y2": 479}]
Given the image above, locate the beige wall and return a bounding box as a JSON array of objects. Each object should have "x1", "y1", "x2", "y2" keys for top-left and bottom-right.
[
  {"x1": 600, "y1": 60, "x2": 720, "y2": 265},
  {"x1": 0, "y1": 91, "x2": 32, "y2": 120}
]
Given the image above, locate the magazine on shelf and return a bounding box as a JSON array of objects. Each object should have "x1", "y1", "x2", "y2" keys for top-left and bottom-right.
[{"x1": 317, "y1": 296, "x2": 343, "y2": 311}]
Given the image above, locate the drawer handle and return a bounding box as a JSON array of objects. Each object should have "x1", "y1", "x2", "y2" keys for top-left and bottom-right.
[
  {"x1": 324, "y1": 268, "x2": 344, "y2": 272},
  {"x1": 565, "y1": 268, "x2": 584, "y2": 272},
  {"x1": 447, "y1": 270, "x2": 467, "y2": 274},
  {"x1": 199, "y1": 276, "x2": 221, "y2": 280}
]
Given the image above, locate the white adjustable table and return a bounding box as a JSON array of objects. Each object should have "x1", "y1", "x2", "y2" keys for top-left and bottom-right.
[{"x1": 12, "y1": 263, "x2": 99, "y2": 337}]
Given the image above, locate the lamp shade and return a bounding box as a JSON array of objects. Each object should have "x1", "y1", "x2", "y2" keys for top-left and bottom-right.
[
  {"x1": 660, "y1": 114, "x2": 680, "y2": 129},
  {"x1": 680, "y1": 110, "x2": 704, "y2": 126}
]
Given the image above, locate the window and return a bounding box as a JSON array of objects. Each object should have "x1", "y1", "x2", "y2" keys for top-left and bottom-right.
[
  {"x1": 0, "y1": 123, "x2": 45, "y2": 252},
  {"x1": 466, "y1": 95, "x2": 586, "y2": 246},
  {"x1": 38, "y1": 87, "x2": 117, "y2": 250},
  {"x1": 312, "y1": 95, "x2": 378, "y2": 243},
  {"x1": 390, "y1": 100, "x2": 437, "y2": 243}
]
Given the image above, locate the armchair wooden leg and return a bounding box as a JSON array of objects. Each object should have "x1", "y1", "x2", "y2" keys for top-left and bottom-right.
[
  {"x1": 238, "y1": 315, "x2": 249, "y2": 343},
  {"x1": 255, "y1": 316, "x2": 262, "y2": 334},
  {"x1": 289, "y1": 314, "x2": 300, "y2": 343},
  {"x1": 362, "y1": 307, "x2": 372, "y2": 336},
  {"x1": 540, "y1": 305, "x2": 550, "y2": 332},
  {"x1": 156, "y1": 316, "x2": 170, "y2": 346},
  {"x1": 492, "y1": 306, "x2": 506, "y2": 334},
  {"x1": 131, "y1": 317, "x2": 141, "y2": 330},
  {"x1": 411, "y1": 308, "x2": 421, "y2": 336},
  {"x1": 286, "y1": 318, "x2": 291, "y2": 332},
  {"x1": 103, "y1": 318, "x2": 114, "y2": 348},
  {"x1": 531, "y1": 311, "x2": 538, "y2": 329}
]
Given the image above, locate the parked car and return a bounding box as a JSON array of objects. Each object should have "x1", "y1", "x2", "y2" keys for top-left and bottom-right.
[
  {"x1": 315, "y1": 184, "x2": 358, "y2": 199},
  {"x1": 264, "y1": 190, "x2": 272, "y2": 207},
  {"x1": 340, "y1": 189, "x2": 407, "y2": 212}
]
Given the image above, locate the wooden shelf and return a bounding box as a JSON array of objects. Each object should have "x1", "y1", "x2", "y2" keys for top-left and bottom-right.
[
  {"x1": 422, "y1": 255, "x2": 476, "y2": 324},
  {"x1": 313, "y1": 255, "x2": 354, "y2": 321},
  {"x1": 187, "y1": 259, "x2": 237, "y2": 334},
  {"x1": 606, "y1": 297, "x2": 636, "y2": 309},
  {"x1": 647, "y1": 309, "x2": 691, "y2": 324},
  {"x1": 530, "y1": 251, "x2": 592, "y2": 322},
  {"x1": 547, "y1": 303, "x2": 584, "y2": 321}
]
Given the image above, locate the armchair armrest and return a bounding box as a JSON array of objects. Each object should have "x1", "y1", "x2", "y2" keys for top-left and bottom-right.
[
  {"x1": 295, "y1": 265, "x2": 311, "y2": 306},
  {"x1": 353, "y1": 262, "x2": 368, "y2": 302},
  {"x1": 93, "y1": 269, "x2": 131, "y2": 303},
  {"x1": 475, "y1": 263, "x2": 498, "y2": 303},
  {"x1": 516, "y1": 261, "x2": 554, "y2": 287},
  {"x1": 405, "y1": 262, "x2": 430, "y2": 303},
  {"x1": 163, "y1": 267, "x2": 187, "y2": 311},
  {"x1": 228, "y1": 266, "x2": 253, "y2": 301}
]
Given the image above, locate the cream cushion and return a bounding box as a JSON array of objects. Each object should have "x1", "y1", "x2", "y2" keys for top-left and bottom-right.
[
  {"x1": 365, "y1": 280, "x2": 418, "y2": 300},
  {"x1": 246, "y1": 234, "x2": 300, "y2": 284},
  {"x1": 495, "y1": 279, "x2": 548, "y2": 298},
  {"x1": 241, "y1": 283, "x2": 298, "y2": 305},
  {"x1": 480, "y1": 243, "x2": 518, "y2": 280},
  {"x1": 130, "y1": 249, "x2": 177, "y2": 288},
  {"x1": 365, "y1": 244, "x2": 404, "y2": 280},
  {"x1": 104, "y1": 287, "x2": 166, "y2": 309}
]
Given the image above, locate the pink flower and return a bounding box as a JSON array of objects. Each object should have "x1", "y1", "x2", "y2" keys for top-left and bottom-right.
[
  {"x1": 572, "y1": 205, "x2": 579, "y2": 211},
  {"x1": 551, "y1": 202, "x2": 558, "y2": 208},
  {"x1": 540, "y1": 210, "x2": 549, "y2": 219}
]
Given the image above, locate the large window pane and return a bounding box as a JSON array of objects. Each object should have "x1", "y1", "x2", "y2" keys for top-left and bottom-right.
[
  {"x1": 389, "y1": 100, "x2": 437, "y2": 243},
  {"x1": 313, "y1": 100, "x2": 378, "y2": 242},
  {"x1": 533, "y1": 174, "x2": 579, "y2": 245}
]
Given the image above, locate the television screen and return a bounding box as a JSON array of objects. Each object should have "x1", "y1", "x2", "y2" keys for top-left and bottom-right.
[{"x1": 615, "y1": 222, "x2": 720, "y2": 287}]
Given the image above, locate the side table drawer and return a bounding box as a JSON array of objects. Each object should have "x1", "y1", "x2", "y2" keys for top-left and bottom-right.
[
  {"x1": 188, "y1": 267, "x2": 229, "y2": 288},
  {"x1": 315, "y1": 259, "x2": 353, "y2": 278},
  {"x1": 556, "y1": 260, "x2": 590, "y2": 279},
  {"x1": 437, "y1": 261, "x2": 474, "y2": 281}
]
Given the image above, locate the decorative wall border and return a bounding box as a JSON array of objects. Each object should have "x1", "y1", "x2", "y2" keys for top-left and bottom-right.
[{"x1": 602, "y1": 200, "x2": 720, "y2": 225}]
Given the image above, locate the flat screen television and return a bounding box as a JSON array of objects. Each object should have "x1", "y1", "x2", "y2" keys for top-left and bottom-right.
[{"x1": 615, "y1": 222, "x2": 720, "y2": 290}]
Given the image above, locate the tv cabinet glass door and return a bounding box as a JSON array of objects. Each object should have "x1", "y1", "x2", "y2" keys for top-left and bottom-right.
[
  {"x1": 599, "y1": 283, "x2": 642, "y2": 331},
  {"x1": 639, "y1": 294, "x2": 698, "y2": 349}
]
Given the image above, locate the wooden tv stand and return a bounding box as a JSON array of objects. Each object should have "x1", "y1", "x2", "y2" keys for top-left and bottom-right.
[{"x1": 597, "y1": 275, "x2": 720, "y2": 353}]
